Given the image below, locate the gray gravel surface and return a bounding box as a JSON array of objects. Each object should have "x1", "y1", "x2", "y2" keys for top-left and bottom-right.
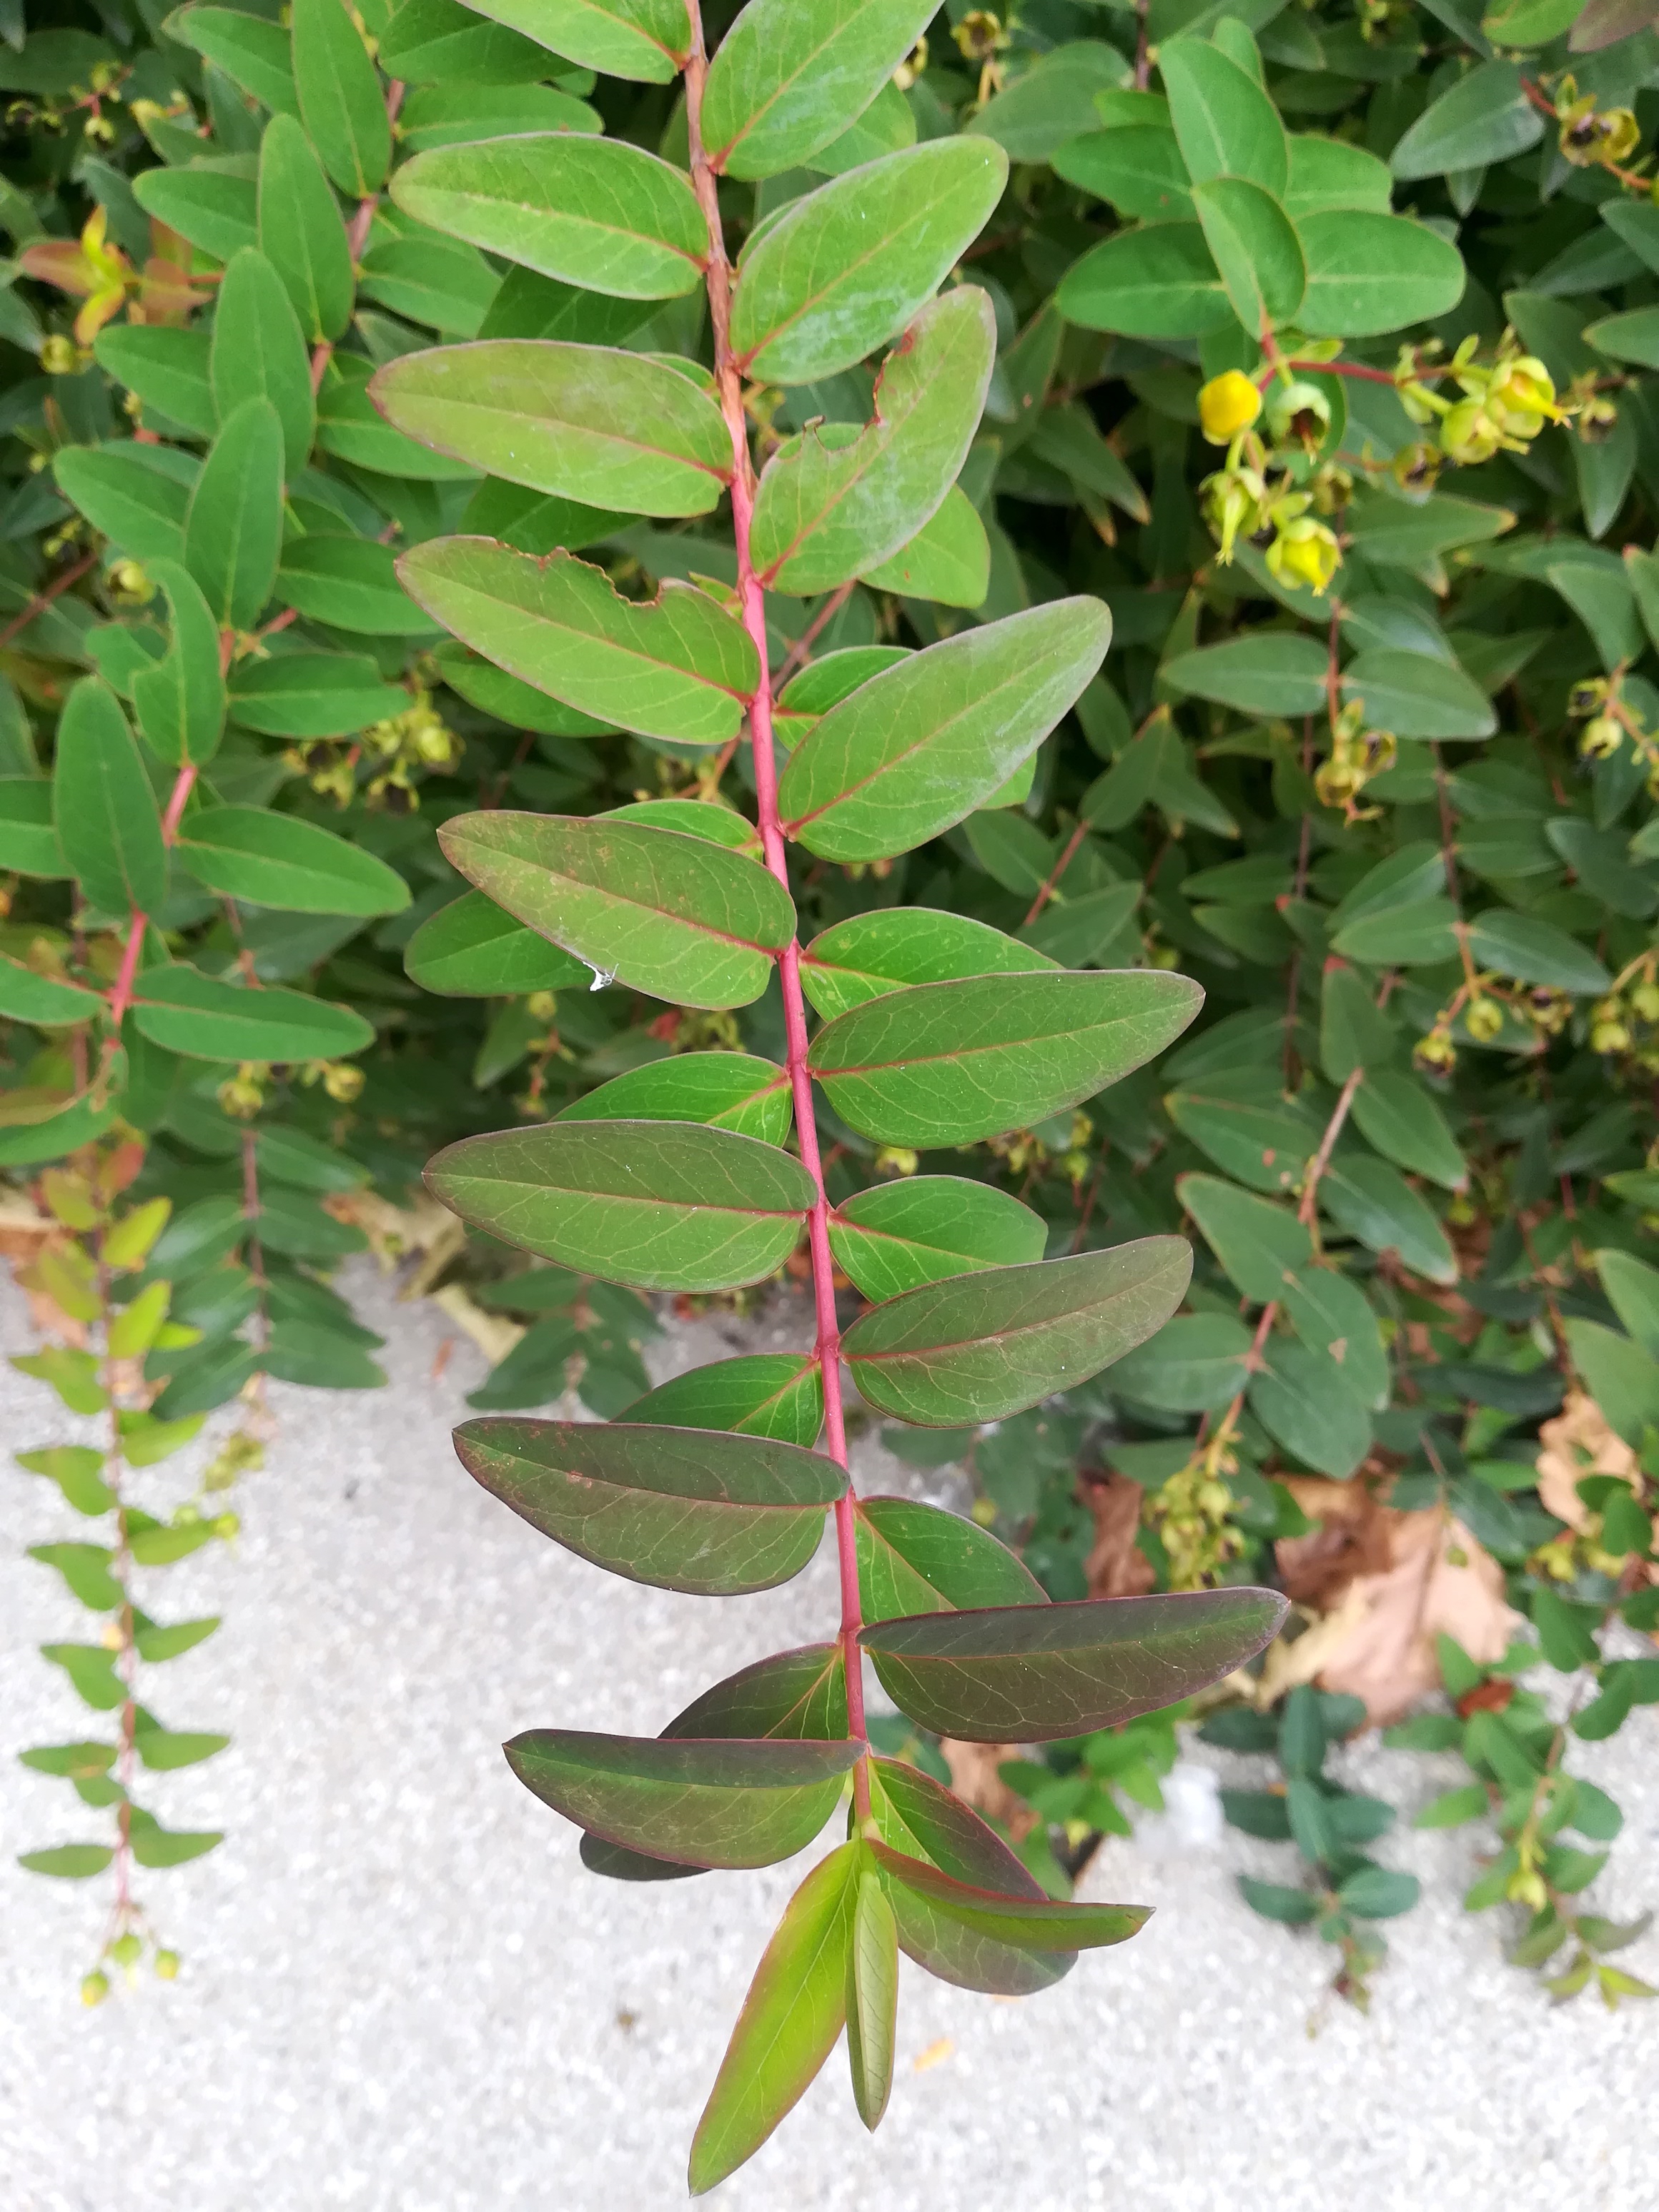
[{"x1": 3, "y1": 1265, "x2": 1656, "y2": 2212}]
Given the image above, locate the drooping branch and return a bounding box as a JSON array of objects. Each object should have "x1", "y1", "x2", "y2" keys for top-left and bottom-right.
[{"x1": 682, "y1": 4, "x2": 868, "y2": 1789}]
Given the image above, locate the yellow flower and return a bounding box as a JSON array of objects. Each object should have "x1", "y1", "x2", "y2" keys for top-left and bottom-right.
[
  {"x1": 1485, "y1": 352, "x2": 1560, "y2": 438},
  {"x1": 1267, "y1": 513, "x2": 1341, "y2": 596},
  {"x1": 1198, "y1": 369, "x2": 1262, "y2": 445}
]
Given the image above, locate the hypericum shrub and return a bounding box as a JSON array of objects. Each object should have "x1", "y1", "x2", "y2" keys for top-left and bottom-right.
[{"x1": 4, "y1": 0, "x2": 1659, "y2": 2127}]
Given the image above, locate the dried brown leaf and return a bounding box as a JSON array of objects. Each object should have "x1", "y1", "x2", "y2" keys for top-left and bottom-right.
[
  {"x1": 1312, "y1": 1509, "x2": 1519, "y2": 1725},
  {"x1": 939, "y1": 1739, "x2": 1038, "y2": 1842},
  {"x1": 1083, "y1": 1472, "x2": 1155, "y2": 1599},
  {"x1": 1535, "y1": 1390, "x2": 1638, "y2": 1532}
]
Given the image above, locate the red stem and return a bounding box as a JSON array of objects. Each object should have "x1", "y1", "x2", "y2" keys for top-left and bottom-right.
[
  {"x1": 683, "y1": 10, "x2": 868, "y2": 1801},
  {"x1": 309, "y1": 81, "x2": 407, "y2": 395},
  {"x1": 0, "y1": 547, "x2": 97, "y2": 651}
]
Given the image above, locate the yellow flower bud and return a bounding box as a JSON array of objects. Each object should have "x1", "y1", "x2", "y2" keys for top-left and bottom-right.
[
  {"x1": 1266, "y1": 513, "x2": 1341, "y2": 597},
  {"x1": 1580, "y1": 714, "x2": 1624, "y2": 760},
  {"x1": 1465, "y1": 996, "x2": 1504, "y2": 1043},
  {"x1": 1440, "y1": 400, "x2": 1499, "y2": 465},
  {"x1": 40, "y1": 333, "x2": 81, "y2": 375},
  {"x1": 1198, "y1": 369, "x2": 1263, "y2": 445}
]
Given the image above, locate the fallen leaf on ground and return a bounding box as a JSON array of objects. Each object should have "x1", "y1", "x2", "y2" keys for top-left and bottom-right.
[
  {"x1": 1312, "y1": 1509, "x2": 1519, "y2": 1725},
  {"x1": 1535, "y1": 1391, "x2": 1638, "y2": 1531},
  {"x1": 430, "y1": 1283, "x2": 523, "y2": 1367}
]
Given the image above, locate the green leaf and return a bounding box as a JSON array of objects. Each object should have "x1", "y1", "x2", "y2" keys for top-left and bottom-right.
[
  {"x1": 1281, "y1": 1266, "x2": 1390, "y2": 1411},
  {"x1": 130, "y1": 560, "x2": 227, "y2": 768},
  {"x1": 806, "y1": 76, "x2": 916, "y2": 175},
  {"x1": 185, "y1": 398, "x2": 284, "y2": 631},
  {"x1": 1482, "y1": 0, "x2": 1580, "y2": 41},
  {"x1": 436, "y1": 812, "x2": 793, "y2": 1009},
  {"x1": 1107, "y1": 1311, "x2": 1254, "y2": 1412},
  {"x1": 858, "y1": 486, "x2": 991, "y2": 607},
  {"x1": 54, "y1": 445, "x2": 193, "y2": 567},
  {"x1": 1179, "y1": 1171, "x2": 1312, "y2": 1301},
  {"x1": 778, "y1": 600, "x2": 1109, "y2": 861},
  {"x1": 1192, "y1": 174, "x2": 1304, "y2": 332},
  {"x1": 843, "y1": 1237, "x2": 1192, "y2": 1427},
  {"x1": 1296, "y1": 212, "x2": 1466, "y2": 338},
  {"x1": 453, "y1": 1417, "x2": 844, "y2": 1594},
  {"x1": 211, "y1": 247, "x2": 315, "y2": 480},
  {"x1": 1464, "y1": 908, "x2": 1610, "y2": 996},
  {"x1": 227, "y1": 651, "x2": 409, "y2": 738},
  {"x1": 1338, "y1": 1865, "x2": 1420, "y2": 1919},
  {"x1": 371, "y1": 342, "x2": 732, "y2": 518},
  {"x1": 752, "y1": 287, "x2": 996, "y2": 595},
  {"x1": 292, "y1": 0, "x2": 391, "y2": 198},
  {"x1": 1249, "y1": 1337, "x2": 1372, "y2": 1478},
  {"x1": 277, "y1": 535, "x2": 437, "y2": 636},
  {"x1": 0, "y1": 953, "x2": 99, "y2": 1028},
  {"x1": 808, "y1": 968, "x2": 1202, "y2": 1147},
  {"x1": 1159, "y1": 34, "x2": 1287, "y2": 194},
  {"x1": 1416, "y1": 1782, "x2": 1491, "y2": 1828},
  {"x1": 968, "y1": 41, "x2": 1130, "y2": 162},
  {"x1": 16, "y1": 1447, "x2": 115, "y2": 1515},
  {"x1": 1319, "y1": 1156, "x2": 1457, "y2": 1285},
  {"x1": 1319, "y1": 958, "x2": 1398, "y2": 1081},
  {"x1": 625, "y1": 1351, "x2": 823, "y2": 1445},
  {"x1": 830, "y1": 1175, "x2": 1046, "y2": 1303},
  {"x1": 129, "y1": 1825, "x2": 223, "y2": 1868},
  {"x1": 1587, "y1": 307, "x2": 1659, "y2": 370},
  {"x1": 1597, "y1": 1249, "x2": 1659, "y2": 1357},
  {"x1": 392, "y1": 134, "x2": 707, "y2": 299},
  {"x1": 800, "y1": 907, "x2": 1056, "y2": 1019},
  {"x1": 322, "y1": 348, "x2": 490, "y2": 480},
  {"x1": 1056, "y1": 220, "x2": 1232, "y2": 339},
  {"x1": 1390, "y1": 59, "x2": 1542, "y2": 182},
  {"x1": 41, "y1": 1642, "x2": 125, "y2": 1709},
  {"x1": 458, "y1": 0, "x2": 690, "y2": 82},
  {"x1": 1237, "y1": 1875, "x2": 1318, "y2": 1925},
  {"x1": 175, "y1": 805, "x2": 412, "y2": 916},
  {"x1": 730, "y1": 139, "x2": 1009, "y2": 384},
  {"x1": 846, "y1": 1866, "x2": 898, "y2": 2132},
  {"x1": 29, "y1": 1542, "x2": 123, "y2": 1610},
  {"x1": 17, "y1": 1741, "x2": 116, "y2": 1780},
  {"x1": 378, "y1": 0, "x2": 566, "y2": 82},
  {"x1": 505, "y1": 1730, "x2": 860, "y2": 1868},
  {"x1": 134, "y1": 1725, "x2": 229, "y2": 1771},
  {"x1": 53, "y1": 678, "x2": 166, "y2": 920},
  {"x1": 94, "y1": 327, "x2": 215, "y2": 438},
  {"x1": 132, "y1": 158, "x2": 259, "y2": 265},
  {"x1": 1028, "y1": 402, "x2": 1151, "y2": 524},
  {"x1": 874, "y1": 1841, "x2": 1147, "y2": 1953},
  {"x1": 663, "y1": 1643, "x2": 849, "y2": 1743},
  {"x1": 164, "y1": 6, "x2": 299, "y2": 116},
  {"x1": 128, "y1": 965, "x2": 374, "y2": 1062},
  {"x1": 1563, "y1": 1320, "x2": 1659, "y2": 1444},
  {"x1": 1340, "y1": 647, "x2": 1495, "y2": 740},
  {"x1": 425, "y1": 1121, "x2": 813, "y2": 1291},
  {"x1": 688, "y1": 1844, "x2": 857, "y2": 2196},
  {"x1": 1350, "y1": 1068, "x2": 1467, "y2": 1190},
  {"x1": 866, "y1": 1755, "x2": 1071, "y2": 1993},
  {"x1": 1166, "y1": 1078, "x2": 1316, "y2": 1195},
  {"x1": 399, "y1": 82, "x2": 603, "y2": 153},
  {"x1": 19, "y1": 1843, "x2": 115, "y2": 1879},
  {"x1": 400, "y1": 540, "x2": 758, "y2": 745},
  {"x1": 701, "y1": 0, "x2": 937, "y2": 181},
  {"x1": 558, "y1": 1051, "x2": 793, "y2": 1144},
  {"x1": 258, "y1": 112, "x2": 355, "y2": 346},
  {"x1": 1054, "y1": 126, "x2": 1194, "y2": 224},
  {"x1": 1162, "y1": 632, "x2": 1328, "y2": 716},
  {"x1": 404, "y1": 889, "x2": 593, "y2": 996},
  {"x1": 1283, "y1": 133, "x2": 1393, "y2": 217},
  {"x1": 861, "y1": 1585, "x2": 1286, "y2": 1740},
  {"x1": 856, "y1": 1495, "x2": 1046, "y2": 1623}
]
